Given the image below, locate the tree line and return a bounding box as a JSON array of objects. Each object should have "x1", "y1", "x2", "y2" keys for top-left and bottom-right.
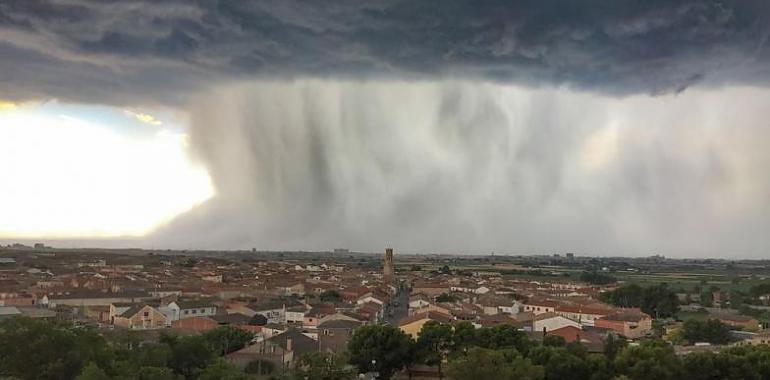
[
  {"x1": 1, "y1": 313, "x2": 767, "y2": 380},
  {"x1": 599, "y1": 283, "x2": 680, "y2": 318},
  {"x1": 346, "y1": 321, "x2": 770, "y2": 380}
]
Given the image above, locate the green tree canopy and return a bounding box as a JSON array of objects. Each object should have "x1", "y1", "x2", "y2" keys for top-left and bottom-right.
[
  {"x1": 600, "y1": 284, "x2": 679, "y2": 318},
  {"x1": 446, "y1": 347, "x2": 544, "y2": 380},
  {"x1": 320, "y1": 290, "x2": 342, "y2": 303},
  {"x1": 614, "y1": 340, "x2": 682, "y2": 380},
  {"x1": 201, "y1": 326, "x2": 253, "y2": 355},
  {"x1": 294, "y1": 352, "x2": 355, "y2": 380},
  {"x1": 347, "y1": 324, "x2": 413, "y2": 380},
  {"x1": 681, "y1": 319, "x2": 732, "y2": 345},
  {"x1": 248, "y1": 313, "x2": 268, "y2": 326},
  {"x1": 161, "y1": 334, "x2": 217, "y2": 379},
  {"x1": 197, "y1": 361, "x2": 248, "y2": 380},
  {"x1": 435, "y1": 293, "x2": 457, "y2": 303},
  {"x1": 415, "y1": 321, "x2": 453, "y2": 377},
  {"x1": 475, "y1": 324, "x2": 531, "y2": 354},
  {"x1": 0, "y1": 317, "x2": 113, "y2": 380},
  {"x1": 580, "y1": 271, "x2": 617, "y2": 285},
  {"x1": 244, "y1": 359, "x2": 276, "y2": 375}
]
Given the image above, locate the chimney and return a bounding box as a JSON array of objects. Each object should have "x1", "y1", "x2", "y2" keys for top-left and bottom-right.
[{"x1": 286, "y1": 337, "x2": 293, "y2": 352}]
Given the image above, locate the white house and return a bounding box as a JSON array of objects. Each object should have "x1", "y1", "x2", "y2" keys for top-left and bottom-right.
[
  {"x1": 167, "y1": 300, "x2": 217, "y2": 321},
  {"x1": 356, "y1": 293, "x2": 385, "y2": 306},
  {"x1": 533, "y1": 313, "x2": 581, "y2": 333},
  {"x1": 286, "y1": 305, "x2": 307, "y2": 324},
  {"x1": 474, "y1": 286, "x2": 491, "y2": 295},
  {"x1": 522, "y1": 299, "x2": 557, "y2": 315}
]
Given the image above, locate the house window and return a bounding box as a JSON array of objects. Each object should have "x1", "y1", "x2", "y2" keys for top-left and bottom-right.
[
  {"x1": 143, "y1": 312, "x2": 149, "y2": 317},
  {"x1": 192, "y1": 310, "x2": 197, "y2": 314},
  {"x1": 184, "y1": 310, "x2": 189, "y2": 315}
]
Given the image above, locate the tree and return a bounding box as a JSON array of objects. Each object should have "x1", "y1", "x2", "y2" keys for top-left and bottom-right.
[
  {"x1": 435, "y1": 293, "x2": 457, "y2": 303},
  {"x1": 603, "y1": 334, "x2": 627, "y2": 360},
  {"x1": 750, "y1": 283, "x2": 770, "y2": 299},
  {"x1": 729, "y1": 291, "x2": 745, "y2": 309},
  {"x1": 614, "y1": 340, "x2": 682, "y2": 380},
  {"x1": 445, "y1": 347, "x2": 506, "y2": 380},
  {"x1": 320, "y1": 290, "x2": 342, "y2": 303},
  {"x1": 75, "y1": 363, "x2": 110, "y2": 380},
  {"x1": 528, "y1": 346, "x2": 590, "y2": 380},
  {"x1": 543, "y1": 350, "x2": 590, "y2": 380},
  {"x1": 123, "y1": 342, "x2": 174, "y2": 368},
  {"x1": 542, "y1": 335, "x2": 566, "y2": 347},
  {"x1": 580, "y1": 271, "x2": 617, "y2": 285},
  {"x1": 451, "y1": 321, "x2": 476, "y2": 354},
  {"x1": 446, "y1": 347, "x2": 544, "y2": 380},
  {"x1": 682, "y1": 352, "x2": 721, "y2": 380},
  {"x1": 681, "y1": 348, "x2": 764, "y2": 380},
  {"x1": 601, "y1": 284, "x2": 679, "y2": 318},
  {"x1": 475, "y1": 324, "x2": 531, "y2": 354},
  {"x1": 202, "y1": 326, "x2": 254, "y2": 355},
  {"x1": 600, "y1": 284, "x2": 644, "y2": 308},
  {"x1": 641, "y1": 284, "x2": 680, "y2": 318},
  {"x1": 0, "y1": 317, "x2": 113, "y2": 380},
  {"x1": 249, "y1": 313, "x2": 268, "y2": 326},
  {"x1": 130, "y1": 367, "x2": 183, "y2": 380},
  {"x1": 197, "y1": 361, "x2": 248, "y2": 380},
  {"x1": 294, "y1": 352, "x2": 355, "y2": 380},
  {"x1": 347, "y1": 325, "x2": 413, "y2": 380},
  {"x1": 111, "y1": 329, "x2": 143, "y2": 351},
  {"x1": 416, "y1": 321, "x2": 453, "y2": 378},
  {"x1": 244, "y1": 359, "x2": 276, "y2": 376},
  {"x1": 681, "y1": 319, "x2": 732, "y2": 345},
  {"x1": 162, "y1": 334, "x2": 217, "y2": 379},
  {"x1": 403, "y1": 338, "x2": 421, "y2": 380},
  {"x1": 585, "y1": 354, "x2": 615, "y2": 380},
  {"x1": 700, "y1": 290, "x2": 714, "y2": 307}
]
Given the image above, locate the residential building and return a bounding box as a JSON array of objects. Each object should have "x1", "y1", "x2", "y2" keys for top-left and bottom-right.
[
  {"x1": 167, "y1": 300, "x2": 217, "y2": 321},
  {"x1": 113, "y1": 305, "x2": 167, "y2": 330},
  {"x1": 227, "y1": 329, "x2": 318, "y2": 369},
  {"x1": 319, "y1": 319, "x2": 361, "y2": 353},
  {"x1": 522, "y1": 299, "x2": 557, "y2": 315},
  {"x1": 594, "y1": 310, "x2": 652, "y2": 339},
  {"x1": 532, "y1": 312, "x2": 581, "y2": 333},
  {"x1": 399, "y1": 311, "x2": 454, "y2": 337},
  {"x1": 555, "y1": 305, "x2": 613, "y2": 327}
]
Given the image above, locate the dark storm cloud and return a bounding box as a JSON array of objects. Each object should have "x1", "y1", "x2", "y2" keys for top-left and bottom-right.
[{"x1": 2, "y1": 0, "x2": 770, "y2": 105}]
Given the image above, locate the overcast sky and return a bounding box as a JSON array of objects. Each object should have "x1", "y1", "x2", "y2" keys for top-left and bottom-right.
[{"x1": 2, "y1": 0, "x2": 770, "y2": 257}]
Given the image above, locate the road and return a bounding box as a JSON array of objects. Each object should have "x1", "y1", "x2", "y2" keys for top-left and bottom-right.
[{"x1": 386, "y1": 289, "x2": 410, "y2": 326}]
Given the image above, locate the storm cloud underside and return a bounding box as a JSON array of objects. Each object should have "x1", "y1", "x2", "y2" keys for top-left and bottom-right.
[{"x1": 3, "y1": 0, "x2": 770, "y2": 105}]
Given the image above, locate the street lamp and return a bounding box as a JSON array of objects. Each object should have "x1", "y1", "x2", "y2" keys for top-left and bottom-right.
[{"x1": 371, "y1": 360, "x2": 377, "y2": 380}]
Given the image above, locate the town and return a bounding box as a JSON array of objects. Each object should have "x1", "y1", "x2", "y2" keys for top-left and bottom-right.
[{"x1": 3, "y1": 245, "x2": 770, "y2": 379}]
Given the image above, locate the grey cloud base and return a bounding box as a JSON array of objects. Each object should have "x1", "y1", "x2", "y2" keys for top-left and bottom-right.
[{"x1": 2, "y1": 0, "x2": 770, "y2": 105}]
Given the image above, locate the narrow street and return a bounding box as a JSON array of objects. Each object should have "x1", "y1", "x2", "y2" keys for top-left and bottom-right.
[{"x1": 386, "y1": 289, "x2": 410, "y2": 326}]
